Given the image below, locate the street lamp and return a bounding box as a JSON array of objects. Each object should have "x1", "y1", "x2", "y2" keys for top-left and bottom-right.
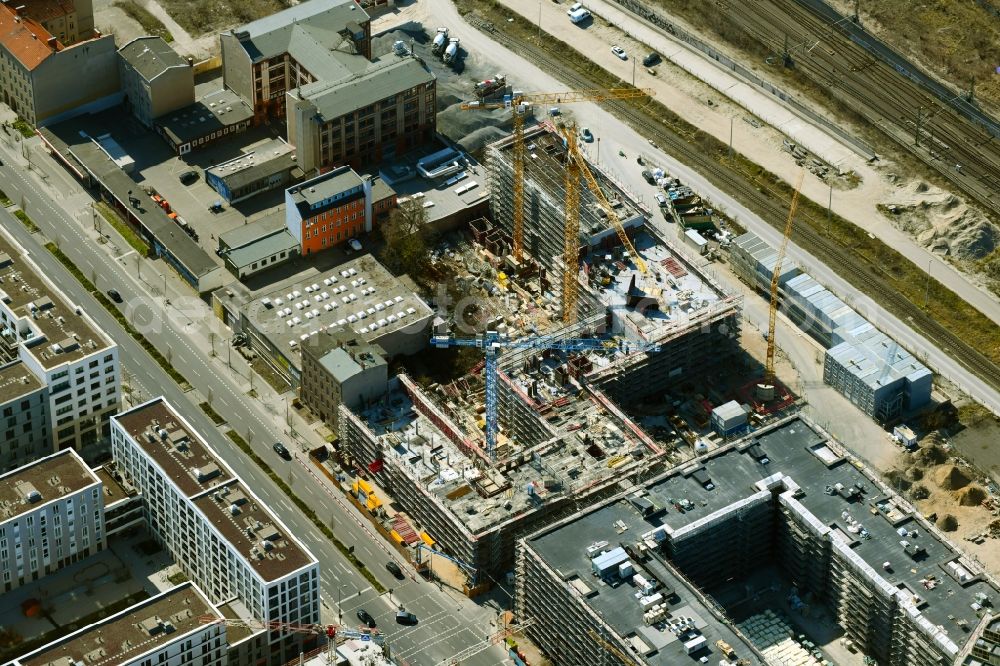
[{"x1": 923, "y1": 259, "x2": 932, "y2": 307}]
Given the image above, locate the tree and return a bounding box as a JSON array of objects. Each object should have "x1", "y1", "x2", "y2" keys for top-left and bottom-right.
[{"x1": 379, "y1": 199, "x2": 430, "y2": 276}]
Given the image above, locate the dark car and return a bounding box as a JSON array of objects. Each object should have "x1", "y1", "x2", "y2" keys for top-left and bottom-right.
[
  {"x1": 386, "y1": 561, "x2": 404, "y2": 579},
  {"x1": 106, "y1": 289, "x2": 123, "y2": 303},
  {"x1": 272, "y1": 442, "x2": 291, "y2": 460},
  {"x1": 642, "y1": 52, "x2": 661, "y2": 67},
  {"x1": 396, "y1": 611, "x2": 418, "y2": 626},
  {"x1": 357, "y1": 609, "x2": 376, "y2": 628},
  {"x1": 179, "y1": 170, "x2": 199, "y2": 185}
]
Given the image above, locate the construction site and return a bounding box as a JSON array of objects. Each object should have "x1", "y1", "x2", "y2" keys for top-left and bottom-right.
[{"x1": 334, "y1": 112, "x2": 772, "y2": 587}]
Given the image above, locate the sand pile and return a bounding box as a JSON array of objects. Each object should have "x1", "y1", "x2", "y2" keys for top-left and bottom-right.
[
  {"x1": 937, "y1": 514, "x2": 959, "y2": 532},
  {"x1": 954, "y1": 484, "x2": 987, "y2": 507},
  {"x1": 914, "y1": 443, "x2": 948, "y2": 466},
  {"x1": 905, "y1": 466, "x2": 924, "y2": 481},
  {"x1": 933, "y1": 464, "x2": 971, "y2": 490}
]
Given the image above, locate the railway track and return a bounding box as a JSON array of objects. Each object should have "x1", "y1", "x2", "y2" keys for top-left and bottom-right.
[
  {"x1": 715, "y1": 0, "x2": 1000, "y2": 217},
  {"x1": 466, "y1": 15, "x2": 1000, "y2": 393}
]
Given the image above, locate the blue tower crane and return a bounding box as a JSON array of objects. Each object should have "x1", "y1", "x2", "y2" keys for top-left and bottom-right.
[{"x1": 431, "y1": 331, "x2": 661, "y2": 460}]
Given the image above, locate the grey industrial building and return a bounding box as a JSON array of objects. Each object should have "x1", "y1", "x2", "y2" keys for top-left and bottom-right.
[
  {"x1": 213, "y1": 253, "x2": 433, "y2": 387},
  {"x1": 205, "y1": 137, "x2": 302, "y2": 204},
  {"x1": 517, "y1": 416, "x2": 1000, "y2": 666},
  {"x1": 730, "y1": 231, "x2": 932, "y2": 423},
  {"x1": 156, "y1": 88, "x2": 254, "y2": 155},
  {"x1": 220, "y1": 0, "x2": 436, "y2": 173},
  {"x1": 217, "y1": 212, "x2": 299, "y2": 280},
  {"x1": 300, "y1": 328, "x2": 387, "y2": 428},
  {"x1": 117, "y1": 36, "x2": 194, "y2": 128}
]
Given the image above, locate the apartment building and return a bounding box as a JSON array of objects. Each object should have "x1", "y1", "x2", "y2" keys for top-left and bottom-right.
[
  {"x1": 517, "y1": 416, "x2": 1000, "y2": 666},
  {"x1": 111, "y1": 398, "x2": 321, "y2": 666},
  {"x1": 19, "y1": 0, "x2": 94, "y2": 44},
  {"x1": 220, "y1": 0, "x2": 435, "y2": 173},
  {"x1": 0, "y1": 227, "x2": 121, "y2": 468},
  {"x1": 284, "y1": 167, "x2": 396, "y2": 255},
  {"x1": 14, "y1": 583, "x2": 228, "y2": 666},
  {"x1": 0, "y1": 2, "x2": 119, "y2": 127},
  {"x1": 118, "y1": 36, "x2": 195, "y2": 128},
  {"x1": 0, "y1": 449, "x2": 105, "y2": 593}
]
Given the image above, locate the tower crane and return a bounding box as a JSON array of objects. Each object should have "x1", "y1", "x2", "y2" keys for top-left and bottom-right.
[
  {"x1": 431, "y1": 331, "x2": 660, "y2": 460},
  {"x1": 462, "y1": 87, "x2": 654, "y2": 264},
  {"x1": 557, "y1": 121, "x2": 648, "y2": 322},
  {"x1": 762, "y1": 170, "x2": 804, "y2": 396}
]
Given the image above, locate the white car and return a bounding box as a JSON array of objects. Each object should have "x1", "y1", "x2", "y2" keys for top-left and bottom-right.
[
  {"x1": 611, "y1": 45, "x2": 627, "y2": 60},
  {"x1": 347, "y1": 238, "x2": 362, "y2": 252}
]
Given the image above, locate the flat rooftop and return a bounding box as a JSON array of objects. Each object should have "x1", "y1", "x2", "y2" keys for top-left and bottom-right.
[
  {"x1": 528, "y1": 500, "x2": 762, "y2": 665},
  {"x1": 224, "y1": 253, "x2": 432, "y2": 362},
  {"x1": 380, "y1": 149, "x2": 489, "y2": 226},
  {"x1": 114, "y1": 398, "x2": 316, "y2": 581},
  {"x1": 114, "y1": 399, "x2": 233, "y2": 498},
  {"x1": 0, "y1": 359, "x2": 42, "y2": 403},
  {"x1": 157, "y1": 88, "x2": 254, "y2": 146},
  {"x1": 15, "y1": 583, "x2": 219, "y2": 666},
  {"x1": 287, "y1": 166, "x2": 365, "y2": 216},
  {"x1": 827, "y1": 323, "x2": 931, "y2": 389},
  {"x1": 193, "y1": 479, "x2": 313, "y2": 582},
  {"x1": 623, "y1": 418, "x2": 997, "y2": 648},
  {"x1": 206, "y1": 137, "x2": 298, "y2": 189},
  {"x1": 93, "y1": 465, "x2": 137, "y2": 508},
  {"x1": 0, "y1": 449, "x2": 100, "y2": 523},
  {"x1": 0, "y1": 228, "x2": 111, "y2": 368}
]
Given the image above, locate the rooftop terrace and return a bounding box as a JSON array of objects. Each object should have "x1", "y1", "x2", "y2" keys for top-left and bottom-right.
[
  {"x1": 0, "y1": 449, "x2": 100, "y2": 523},
  {"x1": 16, "y1": 583, "x2": 220, "y2": 666}
]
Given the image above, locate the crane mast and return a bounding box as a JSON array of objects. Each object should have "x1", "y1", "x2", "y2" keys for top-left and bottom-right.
[{"x1": 763, "y1": 171, "x2": 804, "y2": 393}]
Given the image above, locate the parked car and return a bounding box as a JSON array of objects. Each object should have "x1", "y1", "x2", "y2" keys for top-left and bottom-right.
[
  {"x1": 611, "y1": 45, "x2": 627, "y2": 60},
  {"x1": 642, "y1": 52, "x2": 661, "y2": 67},
  {"x1": 396, "y1": 611, "x2": 418, "y2": 626},
  {"x1": 580, "y1": 127, "x2": 594, "y2": 142},
  {"x1": 106, "y1": 289, "x2": 123, "y2": 303},
  {"x1": 272, "y1": 442, "x2": 291, "y2": 460},
  {"x1": 357, "y1": 609, "x2": 377, "y2": 628},
  {"x1": 655, "y1": 193, "x2": 668, "y2": 208},
  {"x1": 347, "y1": 238, "x2": 363, "y2": 252},
  {"x1": 178, "y1": 170, "x2": 199, "y2": 185},
  {"x1": 386, "y1": 561, "x2": 404, "y2": 579}
]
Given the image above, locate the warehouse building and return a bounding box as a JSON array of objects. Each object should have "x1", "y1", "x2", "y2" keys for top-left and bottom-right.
[
  {"x1": 118, "y1": 36, "x2": 194, "y2": 128},
  {"x1": 0, "y1": 449, "x2": 104, "y2": 592},
  {"x1": 220, "y1": 0, "x2": 436, "y2": 173},
  {"x1": 111, "y1": 397, "x2": 321, "y2": 666},
  {"x1": 13, "y1": 583, "x2": 227, "y2": 666},
  {"x1": 517, "y1": 416, "x2": 1000, "y2": 666},
  {"x1": 156, "y1": 88, "x2": 254, "y2": 155},
  {"x1": 730, "y1": 231, "x2": 932, "y2": 423},
  {"x1": 213, "y1": 253, "x2": 433, "y2": 386},
  {"x1": 217, "y1": 212, "x2": 299, "y2": 280},
  {"x1": 205, "y1": 137, "x2": 301, "y2": 204},
  {"x1": 824, "y1": 324, "x2": 933, "y2": 424}
]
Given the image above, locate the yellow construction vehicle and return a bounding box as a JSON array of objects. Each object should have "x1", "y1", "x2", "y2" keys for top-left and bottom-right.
[{"x1": 461, "y1": 87, "x2": 653, "y2": 266}]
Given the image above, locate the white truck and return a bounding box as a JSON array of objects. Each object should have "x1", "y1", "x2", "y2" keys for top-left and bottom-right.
[
  {"x1": 443, "y1": 38, "x2": 460, "y2": 65},
  {"x1": 431, "y1": 28, "x2": 449, "y2": 55},
  {"x1": 568, "y1": 7, "x2": 591, "y2": 23}
]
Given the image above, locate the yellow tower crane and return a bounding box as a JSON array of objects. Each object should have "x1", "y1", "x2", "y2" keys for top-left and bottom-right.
[
  {"x1": 762, "y1": 170, "x2": 805, "y2": 395},
  {"x1": 558, "y1": 122, "x2": 648, "y2": 322},
  {"x1": 461, "y1": 87, "x2": 654, "y2": 265}
]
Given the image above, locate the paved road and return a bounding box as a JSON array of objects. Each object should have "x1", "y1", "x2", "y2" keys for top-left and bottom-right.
[{"x1": 0, "y1": 148, "x2": 507, "y2": 666}]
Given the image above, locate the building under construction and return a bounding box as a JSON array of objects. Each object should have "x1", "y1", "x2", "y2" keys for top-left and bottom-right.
[
  {"x1": 337, "y1": 125, "x2": 744, "y2": 582},
  {"x1": 516, "y1": 415, "x2": 999, "y2": 666}
]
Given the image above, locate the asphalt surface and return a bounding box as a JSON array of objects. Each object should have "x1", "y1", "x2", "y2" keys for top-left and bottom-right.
[{"x1": 0, "y1": 145, "x2": 508, "y2": 666}]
